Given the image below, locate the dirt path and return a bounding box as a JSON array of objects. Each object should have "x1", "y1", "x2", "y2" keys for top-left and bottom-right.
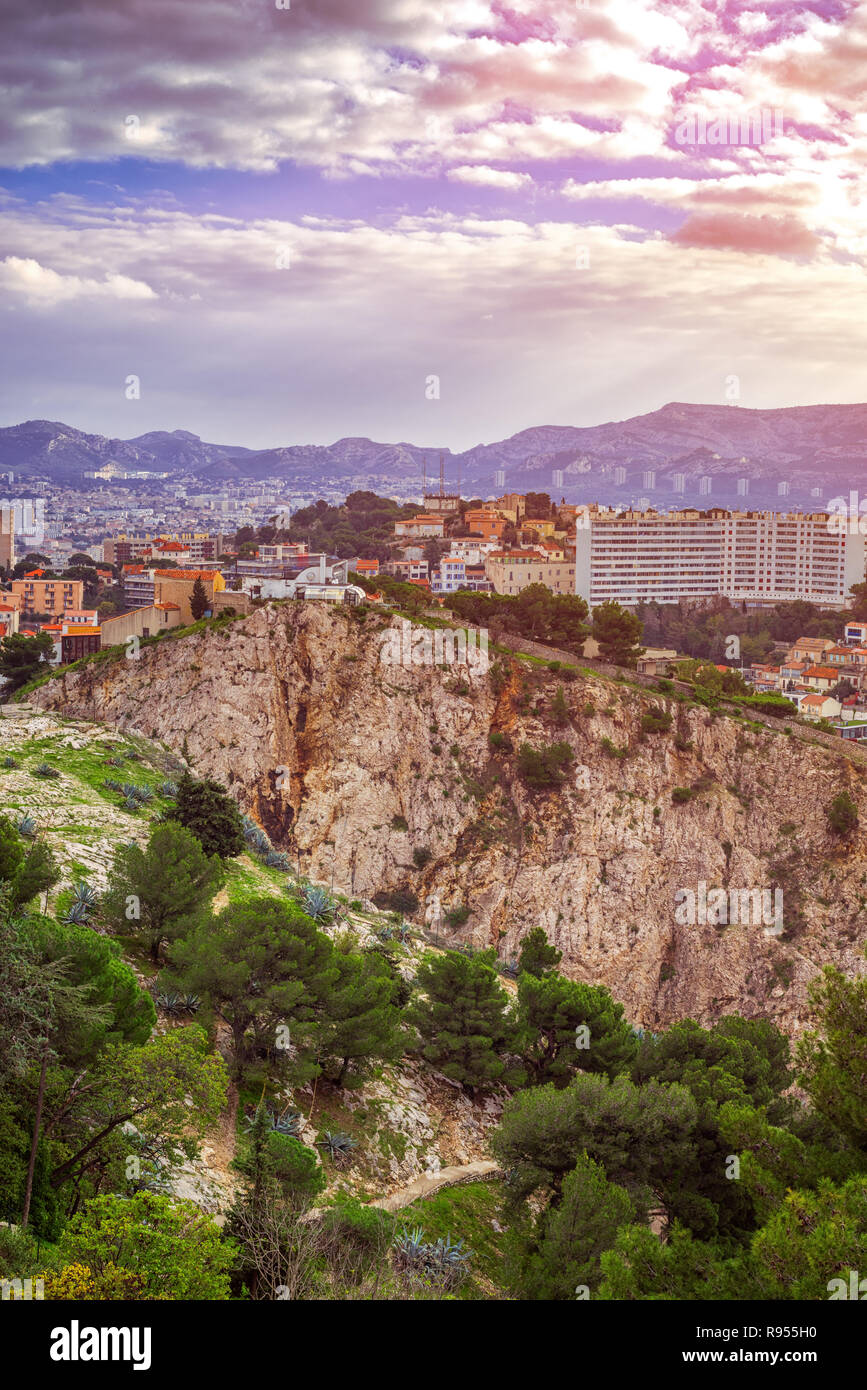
[
  {"x1": 370, "y1": 1160, "x2": 502, "y2": 1213},
  {"x1": 302, "y1": 1159, "x2": 502, "y2": 1224},
  {"x1": 210, "y1": 1081, "x2": 239, "y2": 1176}
]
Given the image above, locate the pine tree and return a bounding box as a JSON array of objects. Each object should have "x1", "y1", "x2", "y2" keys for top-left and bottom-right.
[
  {"x1": 320, "y1": 951, "x2": 403, "y2": 1087},
  {"x1": 0, "y1": 815, "x2": 59, "y2": 908},
  {"x1": 406, "y1": 948, "x2": 522, "y2": 1095},
  {"x1": 167, "y1": 896, "x2": 338, "y2": 1079},
  {"x1": 516, "y1": 1154, "x2": 635, "y2": 1300},
  {"x1": 517, "y1": 971, "x2": 637, "y2": 1086},
  {"x1": 101, "y1": 821, "x2": 223, "y2": 960},
  {"x1": 170, "y1": 771, "x2": 245, "y2": 859},
  {"x1": 517, "y1": 927, "x2": 561, "y2": 979},
  {"x1": 550, "y1": 685, "x2": 569, "y2": 727},
  {"x1": 591, "y1": 600, "x2": 645, "y2": 667},
  {"x1": 190, "y1": 575, "x2": 208, "y2": 621}
]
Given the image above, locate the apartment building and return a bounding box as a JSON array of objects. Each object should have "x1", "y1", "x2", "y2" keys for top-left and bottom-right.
[
  {"x1": 0, "y1": 506, "x2": 14, "y2": 571},
  {"x1": 104, "y1": 532, "x2": 227, "y2": 566},
  {"x1": 434, "y1": 557, "x2": 467, "y2": 594},
  {"x1": 383, "y1": 559, "x2": 429, "y2": 582},
  {"x1": 123, "y1": 566, "x2": 156, "y2": 609},
  {"x1": 720, "y1": 512, "x2": 860, "y2": 607},
  {"x1": 11, "y1": 576, "x2": 84, "y2": 616},
  {"x1": 447, "y1": 538, "x2": 499, "y2": 565},
  {"x1": 486, "y1": 548, "x2": 575, "y2": 597},
  {"x1": 574, "y1": 509, "x2": 866, "y2": 609},
  {"x1": 464, "y1": 509, "x2": 507, "y2": 541},
  {"x1": 258, "y1": 542, "x2": 307, "y2": 564},
  {"x1": 785, "y1": 637, "x2": 836, "y2": 664}
]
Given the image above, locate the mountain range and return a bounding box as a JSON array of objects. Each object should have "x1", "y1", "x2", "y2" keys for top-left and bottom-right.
[{"x1": 3, "y1": 401, "x2": 867, "y2": 506}]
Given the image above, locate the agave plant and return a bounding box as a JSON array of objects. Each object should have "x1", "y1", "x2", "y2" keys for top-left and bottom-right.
[
  {"x1": 500, "y1": 957, "x2": 519, "y2": 978},
  {"x1": 122, "y1": 797, "x2": 140, "y2": 813},
  {"x1": 317, "y1": 1130, "x2": 357, "y2": 1163},
  {"x1": 156, "y1": 992, "x2": 184, "y2": 1015},
  {"x1": 121, "y1": 782, "x2": 152, "y2": 804},
  {"x1": 2, "y1": 755, "x2": 18, "y2": 769},
  {"x1": 392, "y1": 1228, "x2": 470, "y2": 1283},
  {"x1": 392, "y1": 1227, "x2": 427, "y2": 1268},
  {"x1": 246, "y1": 1106, "x2": 303, "y2": 1137},
  {"x1": 428, "y1": 1235, "x2": 470, "y2": 1275},
  {"x1": 302, "y1": 886, "x2": 335, "y2": 923},
  {"x1": 157, "y1": 780, "x2": 178, "y2": 798},
  {"x1": 71, "y1": 882, "x2": 98, "y2": 910},
  {"x1": 17, "y1": 814, "x2": 37, "y2": 838},
  {"x1": 243, "y1": 1104, "x2": 299, "y2": 1135},
  {"x1": 32, "y1": 763, "x2": 59, "y2": 779},
  {"x1": 62, "y1": 901, "x2": 92, "y2": 925},
  {"x1": 377, "y1": 925, "x2": 395, "y2": 942},
  {"x1": 102, "y1": 777, "x2": 123, "y2": 792},
  {"x1": 104, "y1": 756, "x2": 125, "y2": 768},
  {"x1": 272, "y1": 1109, "x2": 303, "y2": 1137},
  {"x1": 264, "y1": 850, "x2": 291, "y2": 871},
  {"x1": 182, "y1": 993, "x2": 201, "y2": 1014},
  {"x1": 247, "y1": 828, "x2": 272, "y2": 855}
]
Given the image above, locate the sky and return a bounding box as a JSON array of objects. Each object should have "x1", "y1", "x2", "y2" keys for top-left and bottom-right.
[{"x1": 0, "y1": 0, "x2": 865, "y2": 451}]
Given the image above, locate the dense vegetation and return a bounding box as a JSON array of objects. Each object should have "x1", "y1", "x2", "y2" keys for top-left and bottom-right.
[
  {"x1": 639, "y1": 593, "x2": 865, "y2": 665},
  {"x1": 2, "y1": 778, "x2": 866, "y2": 1302}
]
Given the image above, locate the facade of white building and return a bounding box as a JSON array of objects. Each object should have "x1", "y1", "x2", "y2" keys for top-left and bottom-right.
[{"x1": 574, "y1": 509, "x2": 866, "y2": 609}]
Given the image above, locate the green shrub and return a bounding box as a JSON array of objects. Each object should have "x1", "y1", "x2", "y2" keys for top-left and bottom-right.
[
  {"x1": 731, "y1": 693, "x2": 797, "y2": 718},
  {"x1": 640, "y1": 707, "x2": 672, "y2": 735},
  {"x1": 826, "y1": 791, "x2": 858, "y2": 837},
  {"x1": 516, "y1": 741, "x2": 574, "y2": 789},
  {"x1": 671, "y1": 786, "x2": 693, "y2": 805}
]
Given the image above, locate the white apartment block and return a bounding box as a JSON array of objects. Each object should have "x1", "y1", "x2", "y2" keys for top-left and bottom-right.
[
  {"x1": 447, "y1": 538, "x2": 499, "y2": 565},
  {"x1": 574, "y1": 509, "x2": 866, "y2": 609}
]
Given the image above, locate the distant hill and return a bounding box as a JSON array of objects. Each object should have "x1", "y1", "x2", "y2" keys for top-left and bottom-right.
[{"x1": 3, "y1": 401, "x2": 866, "y2": 505}]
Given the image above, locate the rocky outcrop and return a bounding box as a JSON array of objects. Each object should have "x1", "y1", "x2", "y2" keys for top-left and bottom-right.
[{"x1": 32, "y1": 602, "x2": 867, "y2": 1037}]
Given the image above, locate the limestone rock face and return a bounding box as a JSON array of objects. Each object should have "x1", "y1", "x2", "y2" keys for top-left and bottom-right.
[{"x1": 33, "y1": 603, "x2": 867, "y2": 1038}]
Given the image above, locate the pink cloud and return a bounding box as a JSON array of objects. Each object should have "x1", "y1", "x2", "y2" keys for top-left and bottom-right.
[{"x1": 670, "y1": 211, "x2": 821, "y2": 255}]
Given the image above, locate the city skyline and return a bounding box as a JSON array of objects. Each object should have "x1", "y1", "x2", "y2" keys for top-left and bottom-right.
[{"x1": 1, "y1": 1, "x2": 865, "y2": 450}]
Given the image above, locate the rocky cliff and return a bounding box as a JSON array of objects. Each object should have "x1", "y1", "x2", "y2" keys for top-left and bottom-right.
[{"x1": 30, "y1": 602, "x2": 867, "y2": 1037}]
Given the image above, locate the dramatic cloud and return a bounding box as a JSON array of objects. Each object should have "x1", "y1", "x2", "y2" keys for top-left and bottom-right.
[
  {"x1": 669, "y1": 212, "x2": 821, "y2": 255},
  {"x1": 0, "y1": 0, "x2": 864, "y2": 441},
  {"x1": 1, "y1": 195, "x2": 864, "y2": 448}
]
